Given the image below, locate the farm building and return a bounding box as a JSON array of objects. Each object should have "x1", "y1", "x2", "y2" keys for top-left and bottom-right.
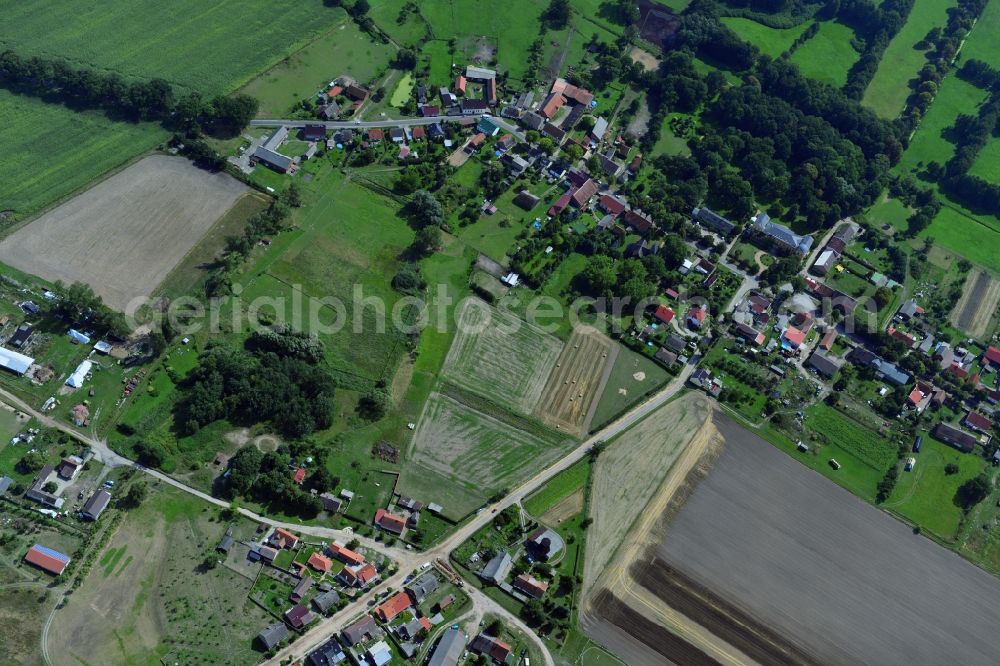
[
  {"x1": 513, "y1": 190, "x2": 540, "y2": 210},
  {"x1": 479, "y1": 551, "x2": 513, "y2": 585},
  {"x1": 539, "y1": 92, "x2": 565, "y2": 118},
  {"x1": 520, "y1": 111, "x2": 546, "y2": 130},
  {"x1": 819, "y1": 329, "x2": 837, "y2": 351},
  {"x1": 812, "y1": 249, "x2": 839, "y2": 276},
  {"x1": 24, "y1": 544, "x2": 70, "y2": 575},
  {"x1": 427, "y1": 628, "x2": 466, "y2": 666},
  {"x1": 461, "y1": 99, "x2": 489, "y2": 115},
  {"x1": 551, "y1": 77, "x2": 594, "y2": 106},
  {"x1": 465, "y1": 66, "x2": 496, "y2": 80},
  {"x1": 623, "y1": 209, "x2": 654, "y2": 234},
  {"x1": 67, "y1": 329, "x2": 90, "y2": 345},
  {"x1": 25, "y1": 465, "x2": 62, "y2": 509},
  {"x1": 933, "y1": 423, "x2": 979, "y2": 453},
  {"x1": 80, "y1": 489, "x2": 111, "y2": 520},
  {"x1": 590, "y1": 116, "x2": 609, "y2": 141},
  {"x1": 65, "y1": 360, "x2": 92, "y2": 388},
  {"x1": 964, "y1": 411, "x2": 992, "y2": 434},
  {"x1": 9, "y1": 323, "x2": 34, "y2": 348},
  {"x1": 0, "y1": 346, "x2": 34, "y2": 375}
]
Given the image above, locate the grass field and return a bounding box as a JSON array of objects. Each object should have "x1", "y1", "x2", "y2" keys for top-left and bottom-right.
[
  {"x1": 884, "y1": 434, "x2": 985, "y2": 538},
  {"x1": 48, "y1": 484, "x2": 271, "y2": 665},
  {"x1": 899, "y1": 75, "x2": 989, "y2": 174},
  {"x1": 441, "y1": 299, "x2": 563, "y2": 415},
  {"x1": 805, "y1": 403, "x2": 897, "y2": 470},
  {"x1": 960, "y1": 0, "x2": 1000, "y2": 63},
  {"x1": 590, "y1": 346, "x2": 671, "y2": 428},
  {"x1": 0, "y1": 155, "x2": 248, "y2": 310},
  {"x1": 788, "y1": 21, "x2": 859, "y2": 87},
  {"x1": 0, "y1": 90, "x2": 167, "y2": 220},
  {"x1": 0, "y1": 0, "x2": 350, "y2": 94},
  {"x1": 862, "y1": 0, "x2": 956, "y2": 118},
  {"x1": 239, "y1": 19, "x2": 395, "y2": 117},
  {"x1": 650, "y1": 114, "x2": 691, "y2": 157},
  {"x1": 968, "y1": 137, "x2": 1000, "y2": 185},
  {"x1": 403, "y1": 391, "x2": 574, "y2": 517},
  {"x1": 524, "y1": 459, "x2": 590, "y2": 517},
  {"x1": 721, "y1": 17, "x2": 814, "y2": 59}
]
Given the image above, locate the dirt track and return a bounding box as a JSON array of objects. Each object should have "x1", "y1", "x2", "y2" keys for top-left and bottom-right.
[
  {"x1": 951, "y1": 269, "x2": 1000, "y2": 337},
  {"x1": 0, "y1": 155, "x2": 248, "y2": 310}
]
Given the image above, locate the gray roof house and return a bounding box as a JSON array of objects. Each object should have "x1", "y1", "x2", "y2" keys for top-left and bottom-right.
[
  {"x1": 258, "y1": 622, "x2": 290, "y2": 650},
  {"x1": 807, "y1": 351, "x2": 842, "y2": 378},
  {"x1": 307, "y1": 637, "x2": 347, "y2": 666},
  {"x1": 342, "y1": 615, "x2": 381, "y2": 646},
  {"x1": 873, "y1": 358, "x2": 911, "y2": 386},
  {"x1": 0, "y1": 476, "x2": 13, "y2": 495},
  {"x1": 479, "y1": 551, "x2": 513, "y2": 585},
  {"x1": 312, "y1": 589, "x2": 341, "y2": 614},
  {"x1": 753, "y1": 213, "x2": 813, "y2": 254},
  {"x1": 427, "y1": 628, "x2": 467, "y2": 666},
  {"x1": 664, "y1": 334, "x2": 687, "y2": 354},
  {"x1": 692, "y1": 207, "x2": 736, "y2": 235},
  {"x1": 406, "y1": 571, "x2": 440, "y2": 605}
]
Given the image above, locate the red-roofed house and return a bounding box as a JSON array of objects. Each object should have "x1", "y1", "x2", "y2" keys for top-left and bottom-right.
[
  {"x1": 367, "y1": 128, "x2": 384, "y2": 143},
  {"x1": 411, "y1": 125, "x2": 426, "y2": 140},
  {"x1": 374, "y1": 508, "x2": 407, "y2": 535},
  {"x1": 328, "y1": 85, "x2": 343, "y2": 98},
  {"x1": 375, "y1": 591, "x2": 412, "y2": 622},
  {"x1": 819, "y1": 329, "x2": 837, "y2": 351},
  {"x1": 984, "y1": 346, "x2": 1000, "y2": 368},
  {"x1": 454, "y1": 75, "x2": 467, "y2": 95},
  {"x1": 665, "y1": 288, "x2": 680, "y2": 300},
  {"x1": 294, "y1": 467, "x2": 306, "y2": 484},
  {"x1": 338, "y1": 562, "x2": 379, "y2": 588},
  {"x1": 327, "y1": 542, "x2": 365, "y2": 566},
  {"x1": 964, "y1": 411, "x2": 992, "y2": 433},
  {"x1": 486, "y1": 78, "x2": 497, "y2": 105},
  {"x1": 540, "y1": 93, "x2": 565, "y2": 118},
  {"x1": 271, "y1": 528, "x2": 299, "y2": 549},
  {"x1": 548, "y1": 192, "x2": 572, "y2": 217},
  {"x1": 24, "y1": 544, "x2": 70, "y2": 576},
  {"x1": 887, "y1": 327, "x2": 916, "y2": 348},
  {"x1": 599, "y1": 194, "x2": 626, "y2": 216},
  {"x1": 471, "y1": 634, "x2": 514, "y2": 664},
  {"x1": 512, "y1": 573, "x2": 549, "y2": 598},
  {"x1": 308, "y1": 552, "x2": 333, "y2": 573},
  {"x1": 623, "y1": 209, "x2": 653, "y2": 234},
  {"x1": 654, "y1": 305, "x2": 675, "y2": 324},
  {"x1": 782, "y1": 327, "x2": 806, "y2": 349},
  {"x1": 686, "y1": 307, "x2": 706, "y2": 329},
  {"x1": 571, "y1": 180, "x2": 598, "y2": 208}
]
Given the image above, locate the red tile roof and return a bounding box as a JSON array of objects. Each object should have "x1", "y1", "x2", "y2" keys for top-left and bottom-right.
[
  {"x1": 688, "y1": 307, "x2": 706, "y2": 323},
  {"x1": 294, "y1": 467, "x2": 306, "y2": 484},
  {"x1": 540, "y1": 93, "x2": 565, "y2": 118},
  {"x1": 965, "y1": 411, "x2": 992, "y2": 432},
  {"x1": 548, "y1": 193, "x2": 572, "y2": 217},
  {"x1": 654, "y1": 305, "x2": 675, "y2": 324},
  {"x1": 328, "y1": 85, "x2": 343, "y2": 98},
  {"x1": 985, "y1": 346, "x2": 1000, "y2": 366},
  {"x1": 455, "y1": 75, "x2": 467, "y2": 94},
  {"x1": 782, "y1": 327, "x2": 806, "y2": 347},
  {"x1": 599, "y1": 194, "x2": 626, "y2": 216},
  {"x1": 411, "y1": 125, "x2": 425, "y2": 139},
  {"x1": 24, "y1": 544, "x2": 70, "y2": 575},
  {"x1": 367, "y1": 128, "x2": 384, "y2": 141},
  {"x1": 356, "y1": 563, "x2": 378, "y2": 584},
  {"x1": 513, "y1": 573, "x2": 549, "y2": 598},
  {"x1": 308, "y1": 552, "x2": 333, "y2": 573},
  {"x1": 374, "y1": 508, "x2": 407, "y2": 534},
  {"x1": 375, "y1": 591, "x2": 412, "y2": 622},
  {"x1": 273, "y1": 528, "x2": 299, "y2": 549},
  {"x1": 819, "y1": 329, "x2": 837, "y2": 350},
  {"x1": 328, "y1": 542, "x2": 365, "y2": 566}
]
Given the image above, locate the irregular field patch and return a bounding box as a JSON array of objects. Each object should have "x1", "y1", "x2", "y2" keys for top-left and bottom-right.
[
  {"x1": 540, "y1": 488, "x2": 584, "y2": 525},
  {"x1": 591, "y1": 346, "x2": 671, "y2": 428},
  {"x1": 441, "y1": 299, "x2": 563, "y2": 414},
  {"x1": 721, "y1": 17, "x2": 814, "y2": 59},
  {"x1": 534, "y1": 327, "x2": 615, "y2": 436},
  {"x1": 0, "y1": 155, "x2": 248, "y2": 310},
  {"x1": 788, "y1": 21, "x2": 859, "y2": 87},
  {"x1": 950, "y1": 268, "x2": 1000, "y2": 337},
  {"x1": 523, "y1": 458, "x2": 590, "y2": 517},
  {"x1": 404, "y1": 392, "x2": 573, "y2": 516}
]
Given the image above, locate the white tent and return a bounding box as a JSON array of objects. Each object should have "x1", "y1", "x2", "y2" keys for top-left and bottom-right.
[
  {"x1": 0, "y1": 347, "x2": 34, "y2": 375},
  {"x1": 65, "y1": 360, "x2": 93, "y2": 388}
]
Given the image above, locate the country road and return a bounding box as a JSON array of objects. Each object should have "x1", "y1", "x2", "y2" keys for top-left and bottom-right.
[
  {"x1": 3, "y1": 358, "x2": 694, "y2": 666},
  {"x1": 248, "y1": 113, "x2": 487, "y2": 129}
]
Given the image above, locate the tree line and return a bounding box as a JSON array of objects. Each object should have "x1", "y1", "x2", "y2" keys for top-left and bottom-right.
[{"x1": 0, "y1": 49, "x2": 258, "y2": 137}]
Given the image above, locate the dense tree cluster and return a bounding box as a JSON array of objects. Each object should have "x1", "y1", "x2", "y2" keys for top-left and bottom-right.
[
  {"x1": 218, "y1": 445, "x2": 333, "y2": 518},
  {"x1": 0, "y1": 50, "x2": 258, "y2": 136},
  {"x1": 175, "y1": 333, "x2": 335, "y2": 439},
  {"x1": 52, "y1": 280, "x2": 129, "y2": 337},
  {"x1": 246, "y1": 325, "x2": 326, "y2": 364},
  {"x1": 838, "y1": 0, "x2": 915, "y2": 99}
]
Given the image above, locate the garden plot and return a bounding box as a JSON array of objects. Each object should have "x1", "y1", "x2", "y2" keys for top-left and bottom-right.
[
  {"x1": 951, "y1": 268, "x2": 1000, "y2": 337},
  {"x1": 441, "y1": 298, "x2": 563, "y2": 415}
]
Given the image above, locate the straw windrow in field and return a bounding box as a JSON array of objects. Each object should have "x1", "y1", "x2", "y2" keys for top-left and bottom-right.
[
  {"x1": 950, "y1": 268, "x2": 1000, "y2": 337},
  {"x1": 441, "y1": 298, "x2": 563, "y2": 415},
  {"x1": 534, "y1": 327, "x2": 616, "y2": 436}
]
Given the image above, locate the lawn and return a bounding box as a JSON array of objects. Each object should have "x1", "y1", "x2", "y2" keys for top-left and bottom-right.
[
  {"x1": 650, "y1": 113, "x2": 691, "y2": 157},
  {"x1": 590, "y1": 345, "x2": 670, "y2": 428},
  {"x1": 721, "y1": 17, "x2": 815, "y2": 59},
  {"x1": 960, "y1": 0, "x2": 1000, "y2": 64},
  {"x1": 368, "y1": 0, "x2": 430, "y2": 47},
  {"x1": 862, "y1": 0, "x2": 957, "y2": 119},
  {"x1": 0, "y1": 0, "x2": 350, "y2": 94},
  {"x1": 884, "y1": 433, "x2": 986, "y2": 539},
  {"x1": 239, "y1": 18, "x2": 395, "y2": 117},
  {"x1": 866, "y1": 195, "x2": 913, "y2": 233},
  {"x1": 788, "y1": 21, "x2": 859, "y2": 87},
  {"x1": 523, "y1": 459, "x2": 590, "y2": 517},
  {"x1": 421, "y1": 40, "x2": 456, "y2": 88},
  {"x1": 918, "y1": 205, "x2": 1000, "y2": 273},
  {"x1": 968, "y1": 136, "x2": 1000, "y2": 185},
  {"x1": 898, "y1": 74, "x2": 989, "y2": 174},
  {"x1": 0, "y1": 90, "x2": 167, "y2": 220}
]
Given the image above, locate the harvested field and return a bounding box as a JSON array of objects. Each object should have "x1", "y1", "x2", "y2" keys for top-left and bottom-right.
[
  {"x1": 584, "y1": 393, "x2": 714, "y2": 595},
  {"x1": 534, "y1": 327, "x2": 615, "y2": 435},
  {"x1": 648, "y1": 415, "x2": 1000, "y2": 665},
  {"x1": 951, "y1": 268, "x2": 1000, "y2": 337},
  {"x1": 441, "y1": 299, "x2": 563, "y2": 414},
  {"x1": 404, "y1": 391, "x2": 574, "y2": 516},
  {"x1": 0, "y1": 155, "x2": 249, "y2": 311}
]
